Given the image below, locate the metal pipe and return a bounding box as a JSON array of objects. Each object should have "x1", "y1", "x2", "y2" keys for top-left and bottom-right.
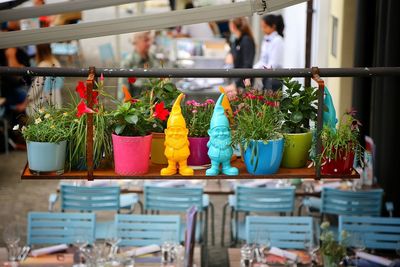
[
  {"x1": 1, "y1": 66, "x2": 400, "y2": 78},
  {"x1": 0, "y1": 0, "x2": 147, "y2": 22}
]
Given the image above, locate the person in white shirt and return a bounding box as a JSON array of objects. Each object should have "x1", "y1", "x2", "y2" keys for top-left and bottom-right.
[{"x1": 253, "y1": 14, "x2": 285, "y2": 91}]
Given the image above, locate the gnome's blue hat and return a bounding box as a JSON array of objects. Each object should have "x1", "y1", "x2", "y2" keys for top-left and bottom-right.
[{"x1": 210, "y1": 94, "x2": 229, "y2": 130}]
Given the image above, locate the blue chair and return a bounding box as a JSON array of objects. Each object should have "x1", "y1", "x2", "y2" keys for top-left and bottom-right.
[
  {"x1": 143, "y1": 185, "x2": 214, "y2": 245},
  {"x1": 246, "y1": 216, "x2": 313, "y2": 249},
  {"x1": 27, "y1": 212, "x2": 96, "y2": 246},
  {"x1": 115, "y1": 214, "x2": 181, "y2": 247},
  {"x1": 222, "y1": 185, "x2": 296, "y2": 246},
  {"x1": 49, "y1": 185, "x2": 142, "y2": 239},
  {"x1": 339, "y1": 216, "x2": 400, "y2": 250},
  {"x1": 299, "y1": 187, "x2": 383, "y2": 218}
]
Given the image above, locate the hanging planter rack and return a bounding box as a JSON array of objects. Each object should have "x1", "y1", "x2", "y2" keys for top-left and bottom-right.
[{"x1": 1, "y1": 66, "x2": 399, "y2": 180}]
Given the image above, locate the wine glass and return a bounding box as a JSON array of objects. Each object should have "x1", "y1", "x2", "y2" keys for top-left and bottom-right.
[
  {"x1": 3, "y1": 224, "x2": 21, "y2": 262},
  {"x1": 73, "y1": 228, "x2": 91, "y2": 267},
  {"x1": 351, "y1": 232, "x2": 366, "y2": 267},
  {"x1": 161, "y1": 230, "x2": 176, "y2": 264},
  {"x1": 106, "y1": 226, "x2": 121, "y2": 261}
]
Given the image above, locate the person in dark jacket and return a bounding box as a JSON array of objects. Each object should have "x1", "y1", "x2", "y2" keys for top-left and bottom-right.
[{"x1": 224, "y1": 17, "x2": 255, "y2": 98}]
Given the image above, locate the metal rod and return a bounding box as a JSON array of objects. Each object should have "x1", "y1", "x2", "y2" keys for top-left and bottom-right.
[
  {"x1": 312, "y1": 67, "x2": 324, "y2": 180},
  {"x1": 86, "y1": 67, "x2": 95, "y2": 181},
  {"x1": 304, "y1": 0, "x2": 313, "y2": 87},
  {"x1": 1, "y1": 67, "x2": 400, "y2": 78},
  {"x1": 0, "y1": 0, "x2": 147, "y2": 22}
]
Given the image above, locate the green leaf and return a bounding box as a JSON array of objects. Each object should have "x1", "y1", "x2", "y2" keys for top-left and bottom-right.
[
  {"x1": 290, "y1": 111, "x2": 303, "y2": 123},
  {"x1": 125, "y1": 115, "x2": 139, "y2": 124},
  {"x1": 115, "y1": 124, "x2": 126, "y2": 135}
]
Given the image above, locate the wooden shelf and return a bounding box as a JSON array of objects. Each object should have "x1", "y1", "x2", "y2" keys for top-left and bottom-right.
[{"x1": 21, "y1": 160, "x2": 360, "y2": 180}]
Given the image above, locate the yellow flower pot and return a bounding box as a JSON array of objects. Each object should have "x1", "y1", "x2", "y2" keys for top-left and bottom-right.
[{"x1": 151, "y1": 132, "x2": 168, "y2": 164}]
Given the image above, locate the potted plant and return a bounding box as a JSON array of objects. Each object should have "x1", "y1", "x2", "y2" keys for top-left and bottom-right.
[
  {"x1": 232, "y1": 90, "x2": 284, "y2": 175},
  {"x1": 111, "y1": 86, "x2": 169, "y2": 175},
  {"x1": 320, "y1": 221, "x2": 348, "y2": 267},
  {"x1": 64, "y1": 78, "x2": 112, "y2": 171},
  {"x1": 139, "y1": 78, "x2": 180, "y2": 164},
  {"x1": 280, "y1": 78, "x2": 318, "y2": 168},
  {"x1": 14, "y1": 104, "x2": 71, "y2": 175},
  {"x1": 182, "y1": 99, "x2": 215, "y2": 166},
  {"x1": 318, "y1": 109, "x2": 363, "y2": 175}
]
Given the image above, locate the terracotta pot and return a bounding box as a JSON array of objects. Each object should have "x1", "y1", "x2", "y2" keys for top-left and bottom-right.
[{"x1": 321, "y1": 147, "x2": 355, "y2": 175}]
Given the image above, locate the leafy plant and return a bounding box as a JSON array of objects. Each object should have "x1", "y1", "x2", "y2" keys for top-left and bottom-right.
[
  {"x1": 231, "y1": 90, "x2": 284, "y2": 171},
  {"x1": 15, "y1": 105, "x2": 71, "y2": 143},
  {"x1": 320, "y1": 221, "x2": 348, "y2": 263},
  {"x1": 280, "y1": 78, "x2": 318, "y2": 133},
  {"x1": 64, "y1": 78, "x2": 113, "y2": 170},
  {"x1": 316, "y1": 109, "x2": 363, "y2": 165},
  {"x1": 182, "y1": 99, "x2": 215, "y2": 137},
  {"x1": 140, "y1": 78, "x2": 180, "y2": 132}
]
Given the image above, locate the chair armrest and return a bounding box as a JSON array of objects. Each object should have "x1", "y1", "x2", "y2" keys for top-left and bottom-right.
[{"x1": 48, "y1": 193, "x2": 59, "y2": 212}]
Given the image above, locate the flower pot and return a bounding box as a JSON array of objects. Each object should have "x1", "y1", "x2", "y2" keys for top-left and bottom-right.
[
  {"x1": 112, "y1": 133, "x2": 152, "y2": 175},
  {"x1": 27, "y1": 140, "x2": 67, "y2": 175},
  {"x1": 321, "y1": 148, "x2": 355, "y2": 175},
  {"x1": 151, "y1": 132, "x2": 168, "y2": 164},
  {"x1": 281, "y1": 131, "x2": 312, "y2": 168},
  {"x1": 243, "y1": 138, "x2": 284, "y2": 175},
  {"x1": 187, "y1": 136, "x2": 210, "y2": 166}
]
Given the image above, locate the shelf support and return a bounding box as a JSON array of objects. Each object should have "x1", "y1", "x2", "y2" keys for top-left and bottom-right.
[
  {"x1": 86, "y1": 67, "x2": 95, "y2": 181},
  {"x1": 312, "y1": 67, "x2": 324, "y2": 180}
]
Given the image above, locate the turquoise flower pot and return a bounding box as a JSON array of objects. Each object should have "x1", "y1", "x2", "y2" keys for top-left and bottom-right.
[
  {"x1": 27, "y1": 140, "x2": 67, "y2": 175},
  {"x1": 244, "y1": 138, "x2": 284, "y2": 175}
]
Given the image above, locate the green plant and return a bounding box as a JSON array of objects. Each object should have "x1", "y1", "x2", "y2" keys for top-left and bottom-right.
[
  {"x1": 320, "y1": 221, "x2": 348, "y2": 263},
  {"x1": 182, "y1": 99, "x2": 215, "y2": 137},
  {"x1": 280, "y1": 77, "x2": 318, "y2": 133},
  {"x1": 15, "y1": 105, "x2": 71, "y2": 143},
  {"x1": 317, "y1": 109, "x2": 363, "y2": 165},
  {"x1": 140, "y1": 78, "x2": 180, "y2": 132},
  {"x1": 64, "y1": 78, "x2": 113, "y2": 170}
]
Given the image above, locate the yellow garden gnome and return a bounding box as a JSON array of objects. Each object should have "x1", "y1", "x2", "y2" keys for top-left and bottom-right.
[{"x1": 161, "y1": 93, "x2": 194, "y2": 176}]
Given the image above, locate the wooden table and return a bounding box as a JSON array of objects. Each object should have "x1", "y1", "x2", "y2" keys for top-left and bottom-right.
[{"x1": 0, "y1": 247, "x2": 201, "y2": 267}]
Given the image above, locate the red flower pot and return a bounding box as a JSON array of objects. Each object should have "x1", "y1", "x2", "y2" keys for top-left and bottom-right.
[
  {"x1": 187, "y1": 137, "x2": 210, "y2": 166},
  {"x1": 321, "y1": 148, "x2": 355, "y2": 175}
]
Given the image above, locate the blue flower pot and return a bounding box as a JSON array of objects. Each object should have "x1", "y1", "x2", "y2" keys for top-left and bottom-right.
[
  {"x1": 244, "y1": 138, "x2": 284, "y2": 175},
  {"x1": 27, "y1": 140, "x2": 67, "y2": 175}
]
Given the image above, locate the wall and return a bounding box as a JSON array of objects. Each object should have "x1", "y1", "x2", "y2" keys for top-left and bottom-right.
[{"x1": 327, "y1": 0, "x2": 356, "y2": 118}]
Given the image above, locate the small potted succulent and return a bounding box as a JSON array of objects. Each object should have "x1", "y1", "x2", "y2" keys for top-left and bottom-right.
[
  {"x1": 318, "y1": 109, "x2": 363, "y2": 175},
  {"x1": 182, "y1": 99, "x2": 215, "y2": 166},
  {"x1": 232, "y1": 90, "x2": 284, "y2": 175},
  {"x1": 280, "y1": 78, "x2": 318, "y2": 168}
]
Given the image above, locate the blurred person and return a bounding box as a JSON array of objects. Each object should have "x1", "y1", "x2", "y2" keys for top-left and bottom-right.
[
  {"x1": 121, "y1": 31, "x2": 161, "y2": 97},
  {"x1": 224, "y1": 17, "x2": 255, "y2": 98},
  {"x1": 253, "y1": 14, "x2": 285, "y2": 91},
  {"x1": 33, "y1": 0, "x2": 51, "y2": 27},
  {"x1": 27, "y1": 44, "x2": 63, "y2": 116},
  {"x1": 174, "y1": 2, "x2": 215, "y2": 38}
]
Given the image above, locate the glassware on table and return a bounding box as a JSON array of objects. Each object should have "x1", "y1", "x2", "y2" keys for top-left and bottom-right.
[
  {"x1": 240, "y1": 244, "x2": 254, "y2": 267},
  {"x1": 73, "y1": 228, "x2": 91, "y2": 267},
  {"x1": 3, "y1": 224, "x2": 21, "y2": 262},
  {"x1": 351, "y1": 232, "x2": 366, "y2": 267},
  {"x1": 251, "y1": 228, "x2": 270, "y2": 264},
  {"x1": 161, "y1": 230, "x2": 177, "y2": 265},
  {"x1": 106, "y1": 226, "x2": 121, "y2": 262}
]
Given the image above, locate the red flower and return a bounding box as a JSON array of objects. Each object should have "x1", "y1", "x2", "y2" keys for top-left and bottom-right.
[
  {"x1": 128, "y1": 77, "x2": 137, "y2": 84},
  {"x1": 76, "y1": 81, "x2": 86, "y2": 99},
  {"x1": 76, "y1": 100, "x2": 95, "y2": 118},
  {"x1": 153, "y1": 102, "x2": 170, "y2": 121},
  {"x1": 92, "y1": 90, "x2": 99, "y2": 105}
]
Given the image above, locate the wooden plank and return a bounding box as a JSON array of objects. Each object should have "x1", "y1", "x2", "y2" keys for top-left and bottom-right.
[{"x1": 21, "y1": 160, "x2": 360, "y2": 180}]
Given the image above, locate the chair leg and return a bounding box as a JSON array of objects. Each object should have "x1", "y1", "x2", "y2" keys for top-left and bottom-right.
[
  {"x1": 209, "y1": 202, "x2": 215, "y2": 246},
  {"x1": 137, "y1": 200, "x2": 144, "y2": 214},
  {"x1": 203, "y1": 208, "x2": 208, "y2": 247},
  {"x1": 298, "y1": 203, "x2": 304, "y2": 216},
  {"x1": 229, "y1": 207, "x2": 234, "y2": 246},
  {"x1": 234, "y1": 211, "x2": 239, "y2": 246},
  {"x1": 221, "y1": 202, "x2": 228, "y2": 247}
]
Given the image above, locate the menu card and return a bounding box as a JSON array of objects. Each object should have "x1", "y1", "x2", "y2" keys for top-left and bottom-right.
[{"x1": 184, "y1": 206, "x2": 197, "y2": 267}]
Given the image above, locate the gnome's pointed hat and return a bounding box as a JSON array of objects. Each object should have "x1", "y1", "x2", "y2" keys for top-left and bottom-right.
[
  {"x1": 167, "y1": 93, "x2": 186, "y2": 128},
  {"x1": 210, "y1": 93, "x2": 229, "y2": 130}
]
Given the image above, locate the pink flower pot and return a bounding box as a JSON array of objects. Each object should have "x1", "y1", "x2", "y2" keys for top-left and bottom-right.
[
  {"x1": 187, "y1": 137, "x2": 210, "y2": 166},
  {"x1": 112, "y1": 133, "x2": 152, "y2": 175}
]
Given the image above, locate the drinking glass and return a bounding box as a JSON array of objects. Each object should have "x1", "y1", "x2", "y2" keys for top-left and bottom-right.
[
  {"x1": 73, "y1": 228, "x2": 91, "y2": 267},
  {"x1": 161, "y1": 230, "x2": 176, "y2": 265},
  {"x1": 351, "y1": 232, "x2": 366, "y2": 267},
  {"x1": 3, "y1": 224, "x2": 21, "y2": 262},
  {"x1": 106, "y1": 226, "x2": 121, "y2": 261}
]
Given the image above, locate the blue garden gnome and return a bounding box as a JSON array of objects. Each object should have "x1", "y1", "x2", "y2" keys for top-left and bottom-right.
[
  {"x1": 206, "y1": 94, "x2": 239, "y2": 176},
  {"x1": 323, "y1": 86, "x2": 337, "y2": 130}
]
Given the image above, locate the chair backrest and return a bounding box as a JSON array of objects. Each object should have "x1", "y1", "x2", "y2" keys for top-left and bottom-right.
[
  {"x1": 143, "y1": 185, "x2": 204, "y2": 212},
  {"x1": 246, "y1": 216, "x2": 313, "y2": 249},
  {"x1": 339, "y1": 216, "x2": 400, "y2": 250},
  {"x1": 60, "y1": 185, "x2": 120, "y2": 212},
  {"x1": 27, "y1": 212, "x2": 96, "y2": 246},
  {"x1": 98, "y1": 43, "x2": 115, "y2": 66},
  {"x1": 235, "y1": 185, "x2": 295, "y2": 213},
  {"x1": 115, "y1": 214, "x2": 181, "y2": 247},
  {"x1": 321, "y1": 188, "x2": 383, "y2": 216}
]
